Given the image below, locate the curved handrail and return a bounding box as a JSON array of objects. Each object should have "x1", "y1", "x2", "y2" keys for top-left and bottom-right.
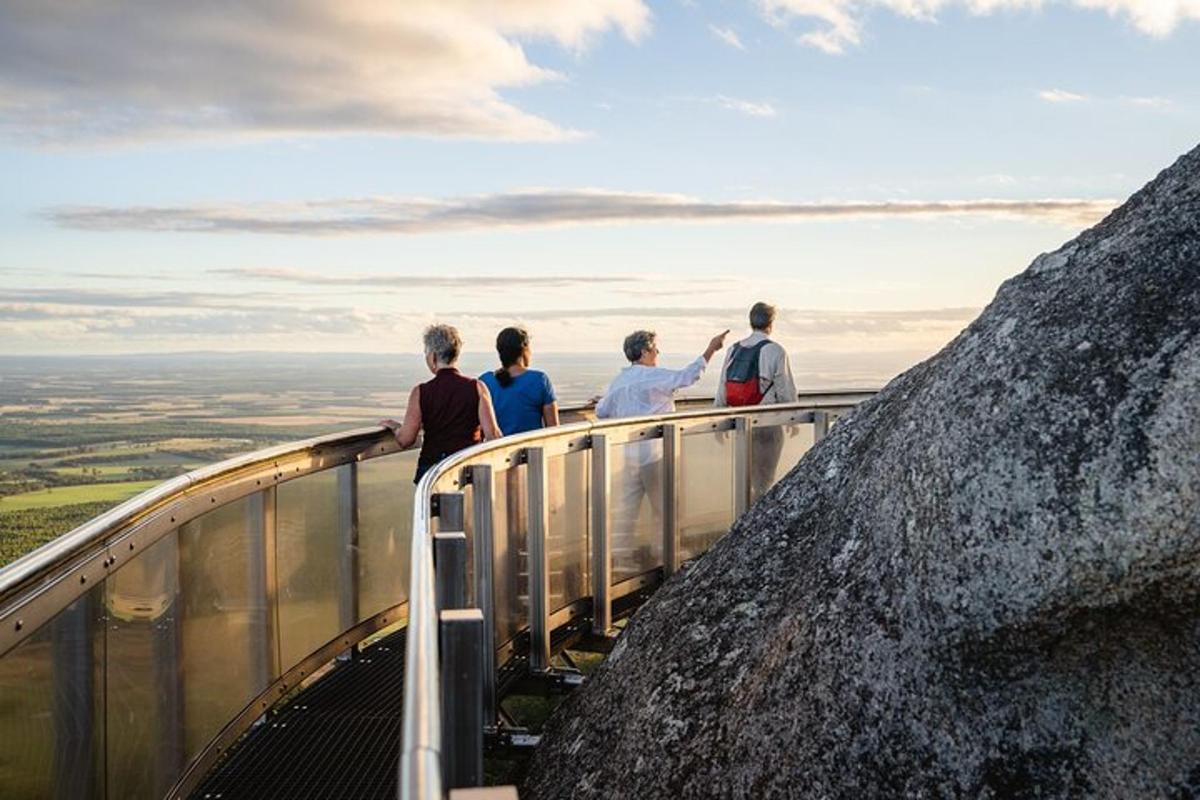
[
  {"x1": 0, "y1": 424, "x2": 403, "y2": 655},
  {"x1": 0, "y1": 389, "x2": 875, "y2": 800},
  {"x1": 398, "y1": 391, "x2": 876, "y2": 798}
]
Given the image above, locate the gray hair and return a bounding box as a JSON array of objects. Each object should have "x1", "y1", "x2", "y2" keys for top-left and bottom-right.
[
  {"x1": 749, "y1": 301, "x2": 776, "y2": 332},
  {"x1": 423, "y1": 324, "x2": 462, "y2": 365},
  {"x1": 623, "y1": 329, "x2": 656, "y2": 362}
]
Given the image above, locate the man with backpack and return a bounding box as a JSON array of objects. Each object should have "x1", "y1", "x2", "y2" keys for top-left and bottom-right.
[{"x1": 715, "y1": 302, "x2": 798, "y2": 501}]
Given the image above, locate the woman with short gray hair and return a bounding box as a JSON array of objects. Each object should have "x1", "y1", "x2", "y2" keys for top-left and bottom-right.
[{"x1": 380, "y1": 324, "x2": 502, "y2": 483}]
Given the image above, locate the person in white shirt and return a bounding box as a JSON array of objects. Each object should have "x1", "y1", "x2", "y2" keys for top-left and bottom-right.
[
  {"x1": 714, "y1": 301, "x2": 798, "y2": 501},
  {"x1": 594, "y1": 328, "x2": 729, "y2": 574}
]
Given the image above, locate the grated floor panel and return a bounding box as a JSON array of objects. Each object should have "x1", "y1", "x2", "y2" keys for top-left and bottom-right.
[{"x1": 190, "y1": 630, "x2": 407, "y2": 800}]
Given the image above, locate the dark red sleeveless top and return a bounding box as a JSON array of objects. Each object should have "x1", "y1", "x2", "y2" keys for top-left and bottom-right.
[{"x1": 418, "y1": 368, "x2": 482, "y2": 466}]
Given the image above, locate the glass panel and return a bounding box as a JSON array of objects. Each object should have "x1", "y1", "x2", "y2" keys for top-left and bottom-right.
[
  {"x1": 609, "y1": 438, "x2": 663, "y2": 581},
  {"x1": 178, "y1": 497, "x2": 270, "y2": 761},
  {"x1": 491, "y1": 464, "x2": 525, "y2": 647},
  {"x1": 678, "y1": 430, "x2": 734, "y2": 561},
  {"x1": 106, "y1": 531, "x2": 183, "y2": 800},
  {"x1": 357, "y1": 451, "x2": 419, "y2": 621},
  {"x1": 752, "y1": 423, "x2": 816, "y2": 503},
  {"x1": 0, "y1": 585, "x2": 105, "y2": 800},
  {"x1": 547, "y1": 450, "x2": 588, "y2": 613},
  {"x1": 276, "y1": 468, "x2": 343, "y2": 668}
]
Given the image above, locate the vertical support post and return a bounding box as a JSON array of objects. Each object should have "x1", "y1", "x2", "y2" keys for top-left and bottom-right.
[
  {"x1": 338, "y1": 462, "x2": 360, "y2": 634},
  {"x1": 661, "y1": 424, "x2": 681, "y2": 577},
  {"x1": 439, "y1": 608, "x2": 485, "y2": 790},
  {"x1": 436, "y1": 492, "x2": 466, "y2": 533},
  {"x1": 589, "y1": 434, "x2": 612, "y2": 635},
  {"x1": 433, "y1": 493, "x2": 472, "y2": 643},
  {"x1": 469, "y1": 465, "x2": 497, "y2": 723},
  {"x1": 155, "y1": 535, "x2": 184, "y2": 789},
  {"x1": 732, "y1": 417, "x2": 752, "y2": 518},
  {"x1": 526, "y1": 446, "x2": 551, "y2": 672},
  {"x1": 52, "y1": 590, "x2": 95, "y2": 800},
  {"x1": 814, "y1": 411, "x2": 830, "y2": 442},
  {"x1": 246, "y1": 490, "x2": 277, "y2": 689},
  {"x1": 262, "y1": 486, "x2": 280, "y2": 679},
  {"x1": 434, "y1": 532, "x2": 468, "y2": 611}
]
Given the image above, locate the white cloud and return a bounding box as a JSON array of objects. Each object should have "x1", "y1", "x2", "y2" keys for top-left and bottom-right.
[
  {"x1": 1038, "y1": 88, "x2": 1089, "y2": 103},
  {"x1": 212, "y1": 267, "x2": 646, "y2": 289},
  {"x1": 759, "y1": 0, "x2": 1200, "y2": 54},
  {"x1": 709, "y1": 24, "x2": 747, "y2": 49},
  {"x1": 1123, "y1": 95, "x2": 1173, "y2": 108},
  {"x1": 46, "y1": 190, "x2": 1118, "y2": 236},
  {"x1": 0, "y1": 1, "x2": 650, "y2": 144},
  {"x1": 711, "y1": 95, "x2": 779, "y2": 117}
]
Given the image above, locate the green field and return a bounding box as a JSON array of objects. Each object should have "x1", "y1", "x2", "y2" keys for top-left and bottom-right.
[{"x1": 0, "y1": 480, "x2": 162, "y2": 511}]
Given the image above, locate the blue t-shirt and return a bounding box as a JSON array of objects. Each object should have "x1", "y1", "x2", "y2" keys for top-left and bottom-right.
[{"x1": 479, "y1": 369, "x2": 557, "y2": 436}]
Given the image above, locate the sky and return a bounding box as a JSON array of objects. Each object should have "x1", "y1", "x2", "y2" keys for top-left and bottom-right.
[{"x1": 1, "y1": 0, "x2": 1198, "y2": 375}]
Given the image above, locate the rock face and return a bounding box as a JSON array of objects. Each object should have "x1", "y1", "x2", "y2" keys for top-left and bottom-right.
[{"x1": 523, "y1": 144, "x2": 1200, "y2": 799}]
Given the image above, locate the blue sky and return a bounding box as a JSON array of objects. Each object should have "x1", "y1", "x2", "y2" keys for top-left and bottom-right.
[{"x1": 1, "y1": 0, "x2": 1197, "y2": 378}]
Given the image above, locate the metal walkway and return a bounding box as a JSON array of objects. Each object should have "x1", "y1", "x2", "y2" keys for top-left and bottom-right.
[{"x1": 190, "y1": 629, "x2": 407, "y2": 800}]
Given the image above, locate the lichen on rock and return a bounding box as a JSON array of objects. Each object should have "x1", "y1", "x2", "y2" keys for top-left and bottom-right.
[{"x1": 522, "y1": 143, "x2": 1200, "y2": 799}]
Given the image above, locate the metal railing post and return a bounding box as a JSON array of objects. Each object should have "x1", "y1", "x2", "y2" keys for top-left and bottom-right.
[
  {"x1": 469, "y1": 465, "x2": 497, "y2": 723},
  {"x1": 814, "y1": 410, "x2": 831, "y2": 442},
  {"x1": 432, "y1": 490, "x2": 469, "y2": 613},
  {"x1": 732, "y1": 417, "x2": 752, "y2": 518},
  {"x1": 589, "y1": 434, "x2": 612, "y2": 634},
  {"x1": 338, "y1": 462, "x2": 360, "y2": 633},
  {"x1": 526, "y1": 446, "x2": 552, "y2": 672},
  {"x1": 247, "y1": 490, "x2": 278, "y2": 689},
  {"x1": 52, "y1": 590, "x2": 95, "y2": 800},
  {"x1": 436, "y1": 492, "x2": 466, "y2": 533},
  {"x1": 262, "y1": 487, "x2": 280, "y2": 679},
  {"x1": 661, "y1": 424, "x2": 681, "y2": 577},
  {"x1": 439, "y1": 608, "x2": 485, "y2": 790},
  {"x1": 434, "y1": 532, "x2": 467, "y2": 612}
]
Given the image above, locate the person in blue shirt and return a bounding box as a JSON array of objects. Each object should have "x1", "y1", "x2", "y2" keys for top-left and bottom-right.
[{"x1": 479, "y1": 326, "x2": 559, "y2": 435}]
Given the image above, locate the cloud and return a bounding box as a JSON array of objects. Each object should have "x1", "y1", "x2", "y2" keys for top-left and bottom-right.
[
  {"x1": 212, "y1": 267, "x2": 647, "y2": 288},
  {"x1": 1123, "y1": 95, "x2": 1173, "y2": 108},
  {"x1": 0, "y1": 296, "x2": 978, "y2": 350},
  {"x1": 1038, "y1": 88, "x2": 1089, "y2": 103},
  {"x1": 709, "y1": 24, "x2": 747, "y2": 49},
  {"x1": 46, "y1": 190, "x2": 1117, "y2": 236},
  {"x1": 758, "y1": 0, "x2": 1200, "y2": 54},
  {"x1": 0, "y1": 287, "x2": 297, "y2": 310},
  {"x1": 0, "y1": 1, "x2": 650, "y2": 145},
  {"x1": 711, "y1": 95, "x2": 778, "y2": 117}
]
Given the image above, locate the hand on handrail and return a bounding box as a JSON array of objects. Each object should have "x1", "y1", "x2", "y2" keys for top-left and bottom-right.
[{"x1": 378, "y1": 418, "x2": 408, "y2": 448}]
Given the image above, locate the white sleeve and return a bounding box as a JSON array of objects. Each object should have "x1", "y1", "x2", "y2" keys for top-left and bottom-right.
[
  {"x1": 595, "y1": 391, "x2": 615, "y2": 418},
  {"x1": 714, "y1": 349, "x2": 733, "y2": 407},
  {"x1": 664, "y1": 356, "x2": 707, "y2": 391},
  {"x1": 772, "y1": 347, "x2": 797, "y2": 403}
]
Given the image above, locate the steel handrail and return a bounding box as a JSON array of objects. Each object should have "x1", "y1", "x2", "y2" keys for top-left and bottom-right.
[
  {"x1": 397, "y1": 391, "x2": 876, "y2": 798},
  {"x1": 0, "y1": 389, "x2": 875, "y2": 800}
]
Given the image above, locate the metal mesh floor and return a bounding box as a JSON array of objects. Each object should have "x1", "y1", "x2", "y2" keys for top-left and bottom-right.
[{"x1": 190, "y1": 629, "x2": 407, "y2": 800}]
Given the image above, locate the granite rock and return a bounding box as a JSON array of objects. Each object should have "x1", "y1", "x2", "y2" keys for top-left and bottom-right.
[{"x1": 522, "y1": 144, "x2": 1200, "y2": 798}]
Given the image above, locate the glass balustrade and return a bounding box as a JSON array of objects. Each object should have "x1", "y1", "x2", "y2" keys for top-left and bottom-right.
[{"x1": 0, "y1": 395, "x2": 872, "y2": 800}]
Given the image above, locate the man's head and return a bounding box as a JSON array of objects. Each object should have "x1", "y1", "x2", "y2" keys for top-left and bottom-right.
[
  {"x1": 623, "y1": 329, "x2": 658, "y2": 366},
  {"x1": 749, "y1": 301, "x2": 776, "y2": 334},
  {"x1": 423, "y1": 323, "x2": 462, "y2": 370}
]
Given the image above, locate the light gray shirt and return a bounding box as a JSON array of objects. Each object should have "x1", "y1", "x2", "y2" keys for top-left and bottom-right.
[
  {"x1": 596, "y1": 356, "x2": 708, "y2": 420},
  {"x1": 713, "y1": 332, "x2": 797, "y2": 407}
]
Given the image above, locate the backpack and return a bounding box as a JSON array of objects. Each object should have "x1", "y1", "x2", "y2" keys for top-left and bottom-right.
[{"x1": 723, "y1": 340, "x2": 773, "y2": 406}]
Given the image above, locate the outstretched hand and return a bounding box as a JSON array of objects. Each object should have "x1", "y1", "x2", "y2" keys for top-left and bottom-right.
[{"x1": 704, "y1": 329, "x2": 731, "y2": 362}]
